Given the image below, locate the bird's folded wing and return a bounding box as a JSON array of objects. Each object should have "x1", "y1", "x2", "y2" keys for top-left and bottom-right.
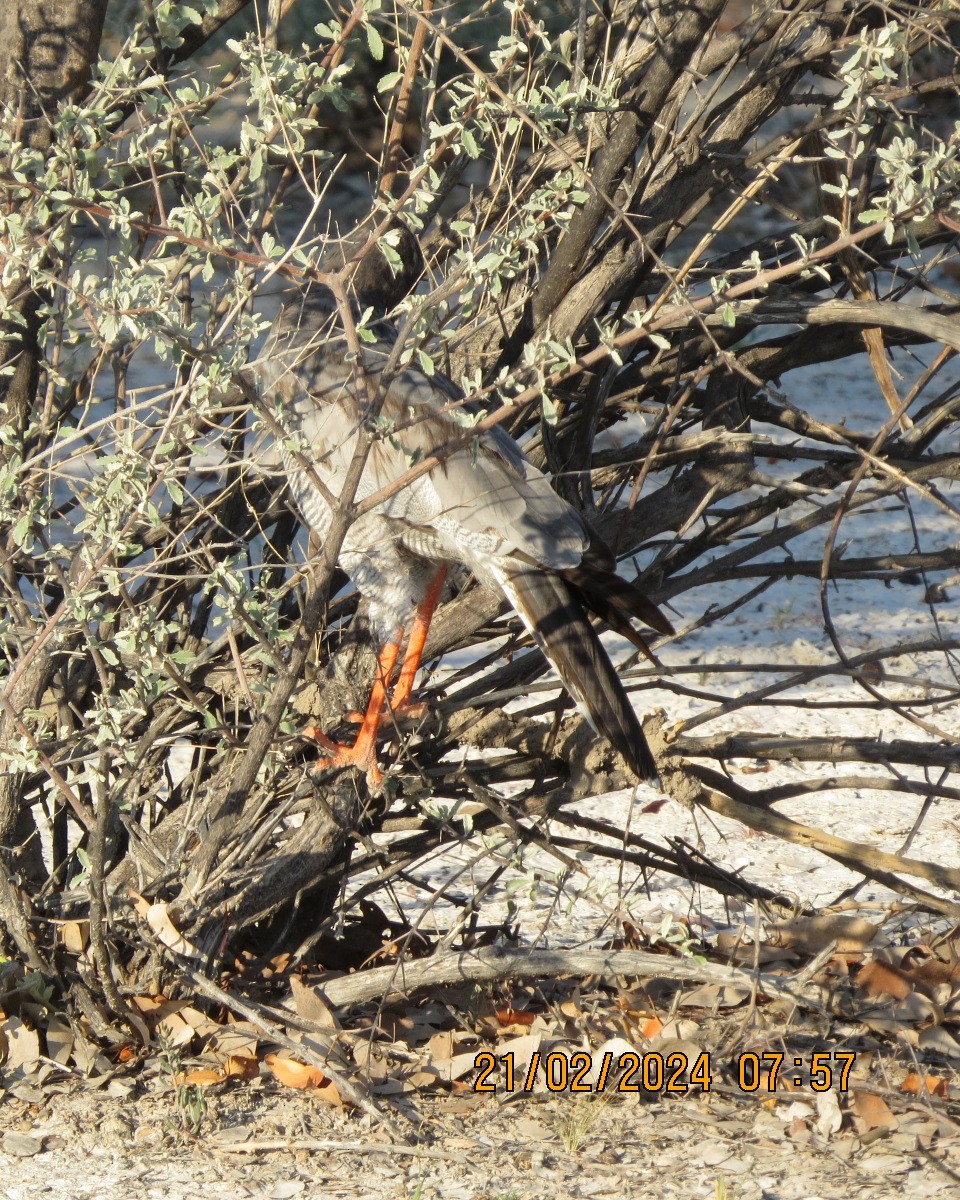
[
  {"x1": 382, "y1": 370, "x2": 590, "y2": 571},
  {"x1": 252, "y1": 320, "x2": 588, "y2": 572}
]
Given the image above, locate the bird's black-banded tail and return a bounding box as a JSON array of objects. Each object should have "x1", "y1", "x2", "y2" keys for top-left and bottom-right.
[
  {"x1": 565, "y1": 560, "x2": 674, "y2": 666},
  {"x1": 496, "y1": 564, "x2": 664, "y2": 785}
]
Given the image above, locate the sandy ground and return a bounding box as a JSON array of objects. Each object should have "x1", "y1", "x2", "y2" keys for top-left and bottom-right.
[{"x1": 4, "y1": 1076, "x2": 960, "y2": 1200}]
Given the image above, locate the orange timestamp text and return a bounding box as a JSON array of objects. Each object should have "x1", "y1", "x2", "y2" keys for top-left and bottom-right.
[{"x1": 472, "y1": 1049, "x2": 857, "y2": 1094}]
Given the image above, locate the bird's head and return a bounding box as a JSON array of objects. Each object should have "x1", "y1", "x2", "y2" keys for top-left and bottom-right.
[{"x1": 322, "y1": 220, "x2": 424, "y2": 316}]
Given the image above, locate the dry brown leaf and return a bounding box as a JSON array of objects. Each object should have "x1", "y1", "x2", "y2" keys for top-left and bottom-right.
[
  {"x1": 45, "y1": 1016, "x2": 73, "y2": 1066},
  {"x1": 180, "y1": 1067, "x2": 226, "y2": 1088},
  {"x1": 352, "y1": 1040, "x2": 393, "y2": 1081},
  {"x1": 224, "y1": 1055, "x2": 260, "y2": 1081},
  {"x1": 379, "y1": 1014, "x2": 423, "y2": 1044},
  {"x1": 851, "y1": 1090, "x2": 898, "y2": 1134},
  {"x1": 208, "y1": 1025, "x2": 259, "y2": 1063},
  {"x1": 406, "y1": 1068, "x2": 442, "y2": 1091},
  {"x1": 616, "y1": 986, "x2": 654, "y2": 1016},
  {"x1": 815, "y1": 1090, "x2": 843, "y2": 1139},
  {"x1": 681, "y1": 981, "x2": 753, "y2": 1006},
  {"x1": 654, "y1": 1020, "x2": 700, "y2": 1042},
  {"x1": 427, "y1": 1031, "x2": 454, "y2": 1063},
  {"x1": 764, "y1": 1072, "x2": 796, "y2": 1092},
  {"x1": 917, "y1": 1025, "x2": 960, "y2": 1057},
  {"x1": 3, "y1": 1017, "x2": 40, "y2": 1074},
  {"x1": 902, "y1": 1072, "x2": 949, "y2": 1099},
  {"x1": 491, "y1": 1033, "x2": 543, "y2": 1080},
  {"x1": 769, "y1": 915, "x2": 878, "y2": 955},
  {"x1": 435, "y1": 1050, "x2": 484, "y2": 1083},
  {"x1": 787, "y1": 1115, "x2": 811, "y2": 1142},
  {"x1": 130, "y1": 892, "x2": 200, "y2": 959},
  {"x1": 177, "y1": 1006, "x2": 220, "y2": 1037},
  {"x1": 156, "y1": 1004, "x2": 217, "y2": 1048},
  {"x1": 158, "y1": 1011, "x2": 196, "y2": 1048},
  {"x1": 857, "y1": 959, "x2": 912, "y2": 1001},
  {"x1": 864, "y1": 1018, "x2": 920, "y2": 1048},
  {"x1": 59, "y1": 920, "x2": 89, "y2": 955},
  {"x1": 130, "y1": 994, "x2": 168, "y2": 1017},
  {"x1": 264, "y1": 1052, "x2": 328, "y2": 1090},
  {"x1": 888, "y1": 992, "x2": 936, "y2": 1024},
  {"x1": 290, "y1": 977, "x2": 340, "y2": 1030},
  {"x1": 313, "y1": 1078, "x2": 344, "y2": 1107},
  {"x1": 494, "y1": 1008, "x2": 535, "y2": 1028}
]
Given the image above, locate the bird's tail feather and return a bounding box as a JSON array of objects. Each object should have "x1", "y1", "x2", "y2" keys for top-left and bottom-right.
[
  {"x1": 494, "y1": 564, "x2": 661, "y2": 785},
  {"x1": 566, "y1": 563, "x2": 674, "y2": 664}
]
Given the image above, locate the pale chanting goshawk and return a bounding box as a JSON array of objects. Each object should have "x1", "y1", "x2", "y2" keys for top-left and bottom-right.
[{"x1": 252, "y1": 229, "x2": 673, "y2": 786}]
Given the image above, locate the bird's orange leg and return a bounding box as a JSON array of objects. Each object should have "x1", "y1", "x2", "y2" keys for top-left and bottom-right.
[
  {"x1": 307, "y1": 635, "x2": 403, "y2": 788},
  {"x1": 389, "y1": 565, "x2": 448, "y2": 715},
  {"x1": 309, "y1": 566, "x2": 447, "y2": 786}
]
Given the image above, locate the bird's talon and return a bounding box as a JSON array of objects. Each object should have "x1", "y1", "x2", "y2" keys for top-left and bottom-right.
[{"x1": 306, "y1": 732, "x2": 383, "y2": 790}]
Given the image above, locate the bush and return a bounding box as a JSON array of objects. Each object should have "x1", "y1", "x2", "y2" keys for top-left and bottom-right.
[{"x1": 0, "y1": 0, "x2": 958, "y2": 1034}]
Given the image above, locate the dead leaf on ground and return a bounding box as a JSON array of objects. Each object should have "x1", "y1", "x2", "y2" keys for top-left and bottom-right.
[
  {"x1": 180, "y1": 1067, "x2": 226, "y2": 1088},
  {"x1": 902, "y1": 1072, "x2": 949, "y2": 1099},
  {"x1": 488, "y1": 1033, "x2": 543, "y2": 1080},
  {"x1": 3, "y1": 1017, "x2": 40, "y2": 1074},
  {"x1": 768, "y1": 915, "x2": 878, "y2": 955},
  {"x1": 264, "y1": 1052, "x2": 328, "y2": 1090},
  {"x1": 405, "y1": 1068, "x2": 443, "y2": 1092},
  {"x1": 887, "y1": 992, "x2": 936, "y2": 1024},
  {"x1": 851, "y1": 1090, "x2": 898, "y2": 1134},
  {"x1": 815, "y1": 1090, "x2": 843, "y2": 1139},
  {"x1": 223, "y1": 1054, "x2": 260, "y2": 1080},
  {"x1": 290, "y1": 977, "x2": 340, "y2": 1030},
  {"x1": 130, "y1": 892, "x2": 200, "y2": 959},
  {"x1": 59, "y1": 920, "x2": 89, "y2": 955},
  {"x1": 208, "y1": 1023, "x2": 259, "y2": 1063},
  {"x1": 45, "y1": 1016, "x2": 73, "y2": 1066},
  {"x1": 787, "y1": 1114, "x2": 811, "y2": 1142},
  {"x1": 857, "y1": 959, "x2": 913, "y2": 1001},
  {"x1": 494, "y1": 1007, "x2": 536, "y2": 1029},
  {"x1": 352, "y1": 1039, "x2": 394, "y2": 1081},
  {"x1": 157, "y1": 1005, "x2": 219, "y2": 1048},
  {"x1": 130, "y1": 994, "x2": 170, "y2": 1018},
  {"x1": 427, "y1": 1030, "x2": 454, "y2": 1063},
  {"x1": 917, "y1": 1025, "x2": 960, "y2": 1058},
  {"x1": 738, "y1": 760, "x2": 773, "y2": 774}
]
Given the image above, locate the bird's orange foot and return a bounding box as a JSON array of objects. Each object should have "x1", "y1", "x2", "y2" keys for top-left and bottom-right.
[{"x1": 304, "y1": 724, "x2": 383, "y2": 789}]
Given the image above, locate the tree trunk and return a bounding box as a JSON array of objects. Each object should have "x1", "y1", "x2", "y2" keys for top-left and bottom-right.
[
  {"x1": 0, "y1": 0, "x2": 109, "y2": 420},
  {"x1": 0, "y1": 0, "x2": 108, "y2": 878}
]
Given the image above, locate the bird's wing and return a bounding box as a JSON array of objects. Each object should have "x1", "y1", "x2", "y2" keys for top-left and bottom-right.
[
  {"x1": 253, "y1": 293, "x2": 585, "y2": 568},
  {"x1": 371, "y1": 365, "x2": 591, "y2": 571}
]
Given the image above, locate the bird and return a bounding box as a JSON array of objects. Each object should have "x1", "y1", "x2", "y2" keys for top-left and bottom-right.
[{"x1": 250, "y1": 227, "x2": 673, "y2": 787}]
